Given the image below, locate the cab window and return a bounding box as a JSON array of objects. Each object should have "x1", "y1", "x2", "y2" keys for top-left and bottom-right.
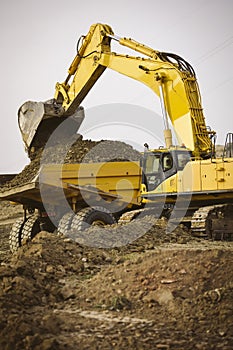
[
  {"x1": 143, "y1": 153, "x2": 161, "y2": 191},
  {"x1": 145, "y1": 154, "x2": 160, "y2": 173},
  {"x1": 162, "y1": 154, "x2": 173, "y2": 172}
]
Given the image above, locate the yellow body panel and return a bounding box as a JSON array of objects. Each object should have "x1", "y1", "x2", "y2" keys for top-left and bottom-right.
[
  {"x1": 224, "y1": 161, "x2": 233, "y2": 189},
  {"x1": 178, "y1": 161, "x2": 201, "y2": 192},
  {"x1": 199, "y1": 158, "x2": 233, "y2": 192},
  {"x1": 39, "y1": 161, "x2": 142, "y2": 207},
  {"x1": 143, "y1": 158, "x2": 233, "y2": 198}
]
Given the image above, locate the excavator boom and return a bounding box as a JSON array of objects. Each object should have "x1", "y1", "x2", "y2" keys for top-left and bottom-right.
[{"x1": 18, "y1": 23, "x2": 214, "y2": 159}]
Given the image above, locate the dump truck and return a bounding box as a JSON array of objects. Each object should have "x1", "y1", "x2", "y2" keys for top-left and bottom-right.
[
  {"x1": 1, "y1": 23, "x2": 233, "y2": 252},
  {"x1": 1, "y1": 159, "x2": 143, "y2": 251}
]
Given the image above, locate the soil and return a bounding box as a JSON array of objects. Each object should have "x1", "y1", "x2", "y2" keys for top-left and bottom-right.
[
  {"x1": 0, "y1": 139, "x2": 141, "y2": 192},
  {"x1": 0, "y1": 201, "x2": 232, "y2": 350}
]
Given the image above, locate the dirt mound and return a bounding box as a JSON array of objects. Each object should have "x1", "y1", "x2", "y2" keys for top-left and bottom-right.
[
  {"x1": 0, "y1": 218, "x2": 232, "y2": 349},
  {"x1": 0, "y1": 201, "x2": 23, "y2": 222},
  {"x1": 0, "y1": 139, "x2": 141, "y2": 192}
]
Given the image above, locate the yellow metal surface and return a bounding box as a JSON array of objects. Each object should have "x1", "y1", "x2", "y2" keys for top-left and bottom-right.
[
  {"x1": 39, "y1": 161, "x2": 142, "y2": 206},
  {"x1": 1, "y1": 157, "x2": 232, "y2": 209},
  {"x1": 141, "y1": 157, "x2": 233, "y2": 198}
]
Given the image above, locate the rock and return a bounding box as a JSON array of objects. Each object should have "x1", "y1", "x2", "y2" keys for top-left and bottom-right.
[
  {"x1": 35, "y1": 338, "x2": 59, "y2": 350},
  {"x1": 60, "y1": 285, "x2": 76, "y2": 300},
  {"x1": 45, "y1": 265, "x2": 54, "y2": 273},
  {"x1": 143, "y1": 288, "x2": 174, "y2": 306}
]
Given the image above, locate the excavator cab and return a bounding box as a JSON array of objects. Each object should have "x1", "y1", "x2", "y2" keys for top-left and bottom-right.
[{"x1": 141, "y1": 149, "x2": 191, "y2": 192}]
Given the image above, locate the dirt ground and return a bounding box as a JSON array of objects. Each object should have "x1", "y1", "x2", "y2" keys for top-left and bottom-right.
[{"x1": 0, "y1": 201, "x2": 232, "y2": 350}]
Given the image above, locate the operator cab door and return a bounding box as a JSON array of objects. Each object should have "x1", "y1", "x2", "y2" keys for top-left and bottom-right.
[{"x1": 141, "y1": 152, "x2": 176, "y2": 191}]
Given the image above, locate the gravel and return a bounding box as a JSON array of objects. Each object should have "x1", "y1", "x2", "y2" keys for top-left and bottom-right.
[{"x1": 0, "y1": 138, "x2": 141, "y2": 192}]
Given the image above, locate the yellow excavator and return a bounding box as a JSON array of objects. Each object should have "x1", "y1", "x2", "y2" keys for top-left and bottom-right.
[{"x1": 4, "y1": 23, "x2": 233, "y2": 246}]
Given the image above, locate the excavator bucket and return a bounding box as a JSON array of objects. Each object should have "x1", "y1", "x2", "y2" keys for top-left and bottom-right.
[{"x1": 18, "y1": 101, "x2": 85, "y2": 158}]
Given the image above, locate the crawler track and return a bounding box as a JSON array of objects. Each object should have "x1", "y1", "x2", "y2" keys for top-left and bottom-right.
[{"x1": 191, "y1": 204, "x2": 233, "y2": 240}]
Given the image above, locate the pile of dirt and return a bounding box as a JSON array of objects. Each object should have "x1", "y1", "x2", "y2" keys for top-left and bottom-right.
[
  {"x1": 0, "y1": 201, "x2": 23, "y2": 222},
  {"x1": 0, "y1": 210, "x2": 232, "y2": 349},
  {"x1": 0, "y1": 138, "x2": 141, "y2": 192}
]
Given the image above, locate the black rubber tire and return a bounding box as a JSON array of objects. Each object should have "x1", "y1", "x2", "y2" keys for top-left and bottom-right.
[
  {"x1": 9, "y1": 218, "x2": 26, "y2": 253},
  {"x1": 71, "y1": 206, "x2": 116, "y2": 231},
  {"x1": 57, "y1": 212, "x2": 75, "y2": 236},
  {"x1": 20, "y1": 215, "x2": 41, "y2": 246}
]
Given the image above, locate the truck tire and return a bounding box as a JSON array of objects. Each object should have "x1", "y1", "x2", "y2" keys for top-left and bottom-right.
[
  {"x1": 71, "y1": 206, "x2": 116, "y2": 231},
  {"x1": 20, "y1": 215, "x2": 41, "y2": 246},
  {"x1": 9, "y1": 218, "x2": 26, "y2": 253},
  {"x1": 57, "y1": 212, "x2": 75, "y2": 236}
]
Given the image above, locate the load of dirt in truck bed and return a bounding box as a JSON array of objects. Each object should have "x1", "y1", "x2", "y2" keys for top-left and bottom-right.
[
  {"x1": 0, "y1": 138, "x2": 141, "y2": 192},
  {"x1": 0, "y1": 209, "x2": 232, "y2": 350}
]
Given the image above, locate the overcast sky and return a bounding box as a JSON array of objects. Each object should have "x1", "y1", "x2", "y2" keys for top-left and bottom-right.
[{"x1": 0, "y1": 0, "x2": 232, "y2": 173}]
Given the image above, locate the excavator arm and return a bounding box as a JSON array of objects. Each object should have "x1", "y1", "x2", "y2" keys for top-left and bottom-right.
[{"x1": 19, "y1": 23, "x2": 215, "y2": 158}]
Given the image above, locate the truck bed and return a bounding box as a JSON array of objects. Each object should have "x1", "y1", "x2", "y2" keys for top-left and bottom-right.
[{"x1": 0, "y1": 161, "x2": 142, "y2": 209}]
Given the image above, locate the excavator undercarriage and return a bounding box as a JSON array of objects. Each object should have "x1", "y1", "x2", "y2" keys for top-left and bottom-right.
[
  {"x1": 191, "y1": 204, "x2": 233, "y2": 240},
  {"x1": 118, "y1": 203, "x2": 233, "y2": 241}
]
